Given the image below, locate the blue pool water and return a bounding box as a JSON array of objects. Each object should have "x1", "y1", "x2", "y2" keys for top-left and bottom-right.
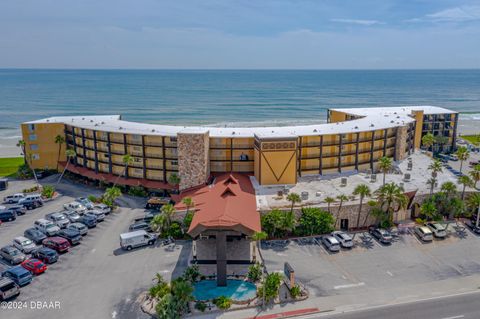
[{"x1": 193, "y1": 280, "x2": 257, "y2": 301}]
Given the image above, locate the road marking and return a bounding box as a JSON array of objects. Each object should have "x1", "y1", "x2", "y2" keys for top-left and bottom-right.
[
  {"x1": 440, "y1": 316, "x2": 464, "y2": 319},
  {"x1": 159, "y1": 270, "x2": 170, "y2": 273},
  {"x1": 111, "y1": 311, "x2": 117, "y2": 318},
  {"x1": 276, "y1": 252, "x2": 287, "y2": 256},
  {"x1": 334, "y1": 282, "x2": 365, "y2": 290},
  {"x1": 342, "y1": 275, "x2": 347, "y2": 280},
  {"x1": 386, "y1": 271, "x2": 393, "y2": 277}
]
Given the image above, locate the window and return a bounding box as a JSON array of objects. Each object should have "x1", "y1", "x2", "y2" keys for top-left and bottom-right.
[
  {"x1": 134, "y1": 157, "x2": 142, "y2": 163},
  {"x1": 28, "y1": 124, "x2": 35, "y2": 132},
  {"x1": 32, "y1": 154, "x2": 40, "y2": 160},
  {"x1": 171, "y1": 160, "x2": 178, "y2": 166},
  {"x1": 30, "y1": 144, "x2": 39, "y2": 151},
  {"x1": 170, "y1": 137, "x2": 177, "y2": 142},
  {"x1": 133, "y1": 146, "x2": 141, "y2": 151},
  {"x1": 131, "y1": 134, "x2": 142, "y2": 141},
  {"x1": 29, "y1": 134, "x2": 37, "y2": 141}
]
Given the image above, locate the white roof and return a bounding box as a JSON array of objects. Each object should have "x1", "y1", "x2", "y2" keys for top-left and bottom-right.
[
  {"x1": 120, "y1": 230, "x2": 148, "y2": 239},
  {"x1": 25, "y1": 106, "x2": 456, "y2": 139}
]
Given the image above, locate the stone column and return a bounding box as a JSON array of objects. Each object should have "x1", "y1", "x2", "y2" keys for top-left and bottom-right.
[
  {"x1": 394, "y1": 125, "x2": 408, "y2": 161},
  {"x1": 177, "y1": 130, "x2": 210, "y2": 191},
  {"x1": 216, "y1": 231, "x2": 227, "y2": 287}
]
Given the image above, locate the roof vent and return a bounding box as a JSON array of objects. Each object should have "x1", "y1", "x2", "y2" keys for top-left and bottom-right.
[
  {"x1": 354, "y1": 126, "x2": 359, "y2": 129},
  {"x1": 119, "y1": 127, "x2": 123, "y2": 130},
  {"x1": 391, "y1": 120, "x2": 394, "y2": 123},
  {"x1": 370, "y1": 124, "x2": 375, "y2": 127},
  {"x1": 221, "y1": 187, "x2": 236, "y2": 197},
  {"x1": 46, "y1": 119, "x2": 50, "y2": 122},
  {"x1": 151, "y1": 129, "x2": 155, "y2": 132},
  {"x1": 313, "y1": 129, "x2": 317, "y2": 132},
  {"x1": 90, "y1": 120, "x2": 93, "y2": 123},
  {"x1": 232, "y1": 131, "x2": 235, "y2": 135},
  {"x1": 223, "y1": 175, "x2": 238, "y2": 185},
  {"x1": 95, "y1": 124, "x2": 99, "y2": 127},
  {"x1": 101, "y1": 121, "x2": 105, "y2": 125},
  {"x1": 82, "y1": 117, "x2": 85, "y2": 120}
]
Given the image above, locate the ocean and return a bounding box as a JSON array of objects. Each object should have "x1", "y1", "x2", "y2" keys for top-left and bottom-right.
[{"x1": 1, "y1": 69, "x2": 479, "y2": 139}]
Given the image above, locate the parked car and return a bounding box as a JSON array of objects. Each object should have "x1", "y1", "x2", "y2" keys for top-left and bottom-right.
[
  {"x1": 79, "y1": 214, "x2": 97, "y2": 228},
  {"x1": 76, "y1": 197, "x2": 94, "y2": 210},
  {"x1": 24, "y1": 227, "x2": 47, "y2": 244},
  {"x1": 331, "y1": 231, "x2": 354, "y2": 248},
  {"x1": 12, "y1": 236, "x2": 36, "y2": 253},
  {"x1": 129, "y1": 221, "x2": 151, "y2": 232},
  {"x1": 2, "y1": 266, "x2": 33, "y2": 286},
  {"x1": 42, "y1": 237, "x2": 70, "y2": 253},
  {"x1": 86, "y1": 210, "x2": 105, "y2": 222},
  {"x1": 67, "y1": 222, "x2": 88, "y2": 236},
  {"x1": 414, "y1": 226, "x2": 433, "y2": 242},
  {"x1": 0, "y1": 210, "x2": 16, "y2": 222},
  {"x1": 4, "y1": 193, "x2": 25, "y2": 204},
  {"x1": 46, "y1": 212, "x2": 70, "y2": 228},
  {"x1": 21, "y1": 258, "x2": 47, "y2": 275},
  {"x1": 142, "y1": 211, "x2": 161, "y2": 223},
  {"x1": 18, "y1": 195, "x2": 43, "y2": 210},
  {"x1": 0, "y1": 277, "x2": 20, "y2": 301},
  {"x1": 426, "y1": 222, "x2": 447, "y2": 238},
  {"x1": 0, "y1": 246, "x2": 26, "y2": 264},
  {"x1": 369, "y1": 227, "x2": 393, "y2": 244},
  {"x1": 63, "y1": 210, "x2": 81, "y2": 223},
  {"x1": 321, "y1": 235, "x2": 341, "y2": 252},
  {"x1": 63, "y1": 201, "x2": 87, "y2": 214},
  {"x1": 465, "y1": 219, "x2": 480, "y2": 234},
  {"x1": 57, "y1": 229, "x2": 82, "y2": 245},
  {"x1": 5, "y1": 205, "x2": 27, "y2": 216},
  {"x1": 34, "y1": 219, "x2": 60, "y2": 236},
  {"x1": 120, "y1": 230, "x2": 156, "y2": 250},
  {"x1": 31, "y1": 247, "x2": 58, "y2": 264},
  {"x1": 93, "y1": 203, "x2": 111, "y2": 215}
]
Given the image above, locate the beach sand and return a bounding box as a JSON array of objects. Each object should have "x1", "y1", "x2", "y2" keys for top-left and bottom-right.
[{"x1": 0, "y1": 119, "x2": 478, "y2": 158}]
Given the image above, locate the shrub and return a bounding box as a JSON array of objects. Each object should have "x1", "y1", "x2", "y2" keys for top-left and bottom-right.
[
  {"x1": 194, "y1": 301, "x2": 207, "y2": 312},
  {"x1": 41, "y1": 185, "x2": 55, "y2": 199},
  {"x1": 23, "y1": 185, "x2": 39, "y2": 193},
  {"x1": 128, "y1": 186, "x2": 148, "y2": 197},
  {"x1": 297, "y1": 207, "x2": 335, "y2": 236},
  {"x1": 247, "y1": 263, "x2": 262, "y2": 282},
  {"x1": 88, "y1": 195, "x2": 99, "y2": 203},
  {"x1": 214, "y1": 296, "x2": 232, "y2": 310},
  {"x1": 257, "y1": 272, "x2": 282, "y2": 303},
  {"x1": 183, "y1": 211, "x2": 194, "y2": 230},
  {"x1": 163, "y1": 221, "x2": 183, "y2": 239},
  {"x1": 289, "y1": 285, "x2": 301, "y2": 299},
  {"x1": 183, "y1": 265, "x2": 200, "y2": 283}
]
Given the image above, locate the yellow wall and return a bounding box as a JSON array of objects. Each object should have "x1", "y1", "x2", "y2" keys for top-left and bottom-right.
[
  {"x1": 329, "y1": 110, "x2": 347, "y2": 123},
  {"x1": 254, "y1": 139, "x2": 297, "y2": 185},
  {"x1": 21, "y1": 123, "x2": 66, "y2": 170},
  {"x1": 412, "y1": 110, "x2": 424, "y2": 149}
]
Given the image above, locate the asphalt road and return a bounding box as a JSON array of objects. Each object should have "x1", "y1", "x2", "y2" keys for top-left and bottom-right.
[
  {"x1": 0, "y1": 179, "x2": 190, "y2": 319},
  {"x1": 316, "y1": 291, "x2": 480, "y2": 319}
]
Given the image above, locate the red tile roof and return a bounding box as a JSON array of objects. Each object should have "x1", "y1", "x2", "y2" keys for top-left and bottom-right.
[
  {"x1": 59, "y1": 162, "x2": 176, "y2": 190},
  {"x1": 176, "y1": 173, "x2": 260, "y2": 237}
]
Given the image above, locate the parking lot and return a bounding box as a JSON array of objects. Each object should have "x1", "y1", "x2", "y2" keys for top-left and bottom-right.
[
  {"x1": 0, "y1": 179, "x2": 190, "y2": 319},
  {"x1": 261, "y1": 224, "x2": 480, "y2": 303}
]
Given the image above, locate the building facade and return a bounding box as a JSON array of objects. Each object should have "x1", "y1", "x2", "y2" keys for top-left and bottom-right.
[{"x1": 21, "y1": 106, "x2": 458, "y2": 190}]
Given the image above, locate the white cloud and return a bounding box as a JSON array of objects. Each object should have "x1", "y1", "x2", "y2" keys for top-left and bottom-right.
[
  {"x1": 331, "y1": 18, "x2": 383, "y2": 26},
  {"x1": 425, "y1": 5, "x2": 480, "y2": 22}
]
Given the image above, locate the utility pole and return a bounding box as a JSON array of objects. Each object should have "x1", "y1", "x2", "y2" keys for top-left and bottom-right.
[{"x1": 475, "y1": 201, "x2": 480, "y2": 228}]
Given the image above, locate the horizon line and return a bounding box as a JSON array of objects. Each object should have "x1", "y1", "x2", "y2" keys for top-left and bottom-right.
[{"x1": 1, "y1": 67, "x2": 480, "y2": 71}]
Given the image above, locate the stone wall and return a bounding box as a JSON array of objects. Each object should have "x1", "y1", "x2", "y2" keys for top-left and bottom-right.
[
  {"x1": 177, "y1": 131, "x2": 210, "y2": 190},
  {"x1": 394, "y1": 125, "x2": 409, "y2": 161}
]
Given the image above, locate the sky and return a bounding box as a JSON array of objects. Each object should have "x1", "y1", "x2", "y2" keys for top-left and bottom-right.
[{"x1": 1, "y1": 0, "x2": 480, "y2": 69}]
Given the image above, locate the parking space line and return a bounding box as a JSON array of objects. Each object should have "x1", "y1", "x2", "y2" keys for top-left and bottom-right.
[
  {"x1": 386, "y1": 271, "x2": 393, "y2": 277},
  {"x1": 334, "y1": 282, "x2": 365, "y2": 290},
  {"x1": 440, "y1": 315, "x2": 464, "y2": 319}
]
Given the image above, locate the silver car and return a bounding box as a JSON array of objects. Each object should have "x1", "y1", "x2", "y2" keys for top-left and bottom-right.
[
  {"x1": 332, "y1": 231, "x2": 354, "y2": 248},
  {"x1": 322, "y1": 236, "x2": 341, "y2": 252},
  {"x1": 93, "y1": 203, "x2": 111, "y2": 215},
  {"x1": 427, "y1": 222, "x2": 447, "y2": 238},
  {"x1": 87, "y1": 210, "x2": 105, "y2": 222},
  {"x1": 46, "y1": 212, "x2": 70, "y2": 229},
  {"x1": 67, "y1": 222, "x2": 88, "y2": 236},
  {"x1": 0, "y1": 245, "x2": 26, "y2": 265},
  {"x1": 12, "y1": 236, "x2": 36, "y2": 253},
  {"x1": 76, "y1": 197, "x2": 94, "y2": 210},
  {"x1": 63, "y1": 210, "x2": 81, "y2": 223}
]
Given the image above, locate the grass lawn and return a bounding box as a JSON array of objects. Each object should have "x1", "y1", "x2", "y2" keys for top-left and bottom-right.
[
  {"x1": 0, "y1": 157, "x2": 24, "y2": 177},
  {"x1": 460, "y1": 135, "x2": 480, "y2": 146}
]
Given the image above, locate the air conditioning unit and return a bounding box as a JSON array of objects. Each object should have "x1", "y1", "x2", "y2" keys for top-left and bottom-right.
[
  {"x1": 301, "y1": 191, "x2": 309, "y2": 200},
  {"x1": 341, "y1": 177, "x2": 347, "y2": 187},
  {"x1": 370, "y1": 174, "x2": 377, "y2": 183},
  {"x1": 404, "y1": 173, "x2": 411, "y2": 182}
]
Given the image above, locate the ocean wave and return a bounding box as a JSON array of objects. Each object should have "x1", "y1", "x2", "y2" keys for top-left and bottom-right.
[{"x1": 459, "y1": 113, "x2": 480, "y2": 121}]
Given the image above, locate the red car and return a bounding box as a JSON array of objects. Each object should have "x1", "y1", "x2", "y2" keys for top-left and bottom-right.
[
  {"x1": 21, "y1": 258, "x2": 47, "y2": 275},
  {"x1": 42, "y1": 237, "x2": 70, "y2": 253}
]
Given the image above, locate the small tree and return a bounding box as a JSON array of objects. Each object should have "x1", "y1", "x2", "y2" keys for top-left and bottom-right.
[
  {"x1": 251, "y1": 231, "x2": 267, "y2": 262},
  {"x1": 41, "y1": 185, "x2": 55, "y2": 199},
  {"x1": 247, "y1": 263, "x2": 262, "y2": 282},
  {"x1": 168, "y1": 173, "x2": 180, "y2": 186},
  {"x1": 286, "y1": 192, "x2": 301, "y2": 214},
  {"x1": 335, "y1": 194, "x2": 349, "y2": 228},
  {"x1": 324, "y1": 197, "x2": 336, "y2": 214},
  {"x1": 16, "y1": 139, "x2": 27, "y2": 164},
  {"x1": 298, "y1": 207, "x2": 334, "y2": 236},
  {"x1": 458, "y1": 175, "x2": 473, "y2": 200},
  {"x1": 57, "y1": 148, "x2": 76, "y2": 186},
  {"x1": 113, "y1": 154, "x2": 133, "y2": 186},
  {"x1": 103, "y1": 186, "x2": 121, "y2": 207},
  {"x1": 422, "y1": 133, "x2": 435, "y2": 152},
  {"x1": 161, "y1": 203, "x2": 177, "y2": 232},
  {"x1": 214, "y1": 296, "x2": 232, "y2": 310},
  {"x1": 469, "y1": 165, "x2": 480, "y2": 189},
  {"x1": 54, "y1": 134, "x2": 65, "y2": 171},
  {"x1": 353, "y1": 184, "x2": 371, "y2": 229},
  {"x1": 455, "y1": 146, "x2": 470, "y2": 173},
  {"x1": 420, "y1": 201, "x2": 438, "y2": 221},
  {"x1": 378, "y1": 156, "x2": 393, "y2": 186},
  {"x1": 258, "y1": 272, "x2": 282, "y2": 303},
  {"x1": 467, "y1": 193, "x2": 480, "y2": 228}
]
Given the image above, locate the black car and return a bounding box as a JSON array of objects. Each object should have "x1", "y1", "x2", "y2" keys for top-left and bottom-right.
[
  {"x1": 31, "y1": 247, "x2": 58, "y2": 264},
  {"x1": 0, "y1": 211, "x2": 16, "y2": 222},
  {"x1": 5, "y1": 205, "x2": 26, "y2": 216},
  {"x1": 79, "y1": 214, "x2": 97, "y2": 228},
  {"x1": 129, "y1": 221, "x2": 152, "y2": 232},
  {"x1": 24, "y1": 227, "x2": 47, "y2": 244},
  {"x1": 57, "y1": 229, "x2": 82, "y2": 245},
  {"x1": 21, "y1": 199, "x2": 43, "y2": 210}
]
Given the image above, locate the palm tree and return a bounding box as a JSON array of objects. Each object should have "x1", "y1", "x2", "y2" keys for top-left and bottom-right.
[
  {"x1": 353, "y1": 184, "x2": 371, "y2": 229},
  {"x1": 420, "y1": 201, "x2": 437, "y2": 222},
  {"x1": 426, "y1": 177, "x2": 437, "y2": 196},
  {"x1": 378, "y1": 156, "x2": 393, "y2": 186},
  {"x1": 56, "y1": 149, "x2": 76, "y2": 185},
  {"x1": 113, "y1": 154, "x2": 133, "y2": 186},
  {"x1": 26, "y1": 154, "x2": 39, "y2": 185},
  {"x1": 286, "y1": 192, "x2": 301, "y2": 214},
  {"x1": 458, "y1": 175, "x2": 473, "y2": 200},
  {"x1": 467, "y1": 193, "x2": 480, "y2": 228},
  {"x1": 469, "y1": 165, "x2": 480, "y2": 189},
  {"x1": 16, "y1": 139, "x2": 26, "y2": 164},
  {"x1": 161, "y1": 203, "x2": 177, "y2": 231},
  {"x1": 440, "y1": 181, "x2": 457, "y2": 199},
  {"x1": 251, "y1": 231, "x2": 267, "y2": 262},
  {"x1": 363, "y1": 200, "x2": 379, "y2": 227},
  {"x1": 168, "y1": 173, "x2": 180, "y2": 186},
  {"x1": 324, "y1": 196, "x2": 336, "y2": 214},
  {"x1": 103, "y1": 186, "x2": 122, "y2": 207},
  {"x1": 455, "y1": 146, "x2": 470, "y2": 173},
  {"x1": 428, "y1": 159, "x2": 443, "y2": 177},
  {"x1": 286, "y1": 192, "x2": 301, "y2": 232},
  {"x1": 422, "y1": 133, "x2": 435, "y2": 153},
  {"x1": 335, "y1": 194, "x2": 349, "y2": 228},
  {"x1": 375, "y1": 183, "x2": 408, "y2": 221},
  {"x1": 54, "y1": 134, "x2": 65, "y2": 171},
  {"x1": 181, "y1": 197, "x2": 194, "y2": 215},
  {"x1": 434, "y1": 135, "x2": 449, "y2": 153},
  {"x1": 150, "y1": 214, "x2": 168, "y2": 233}
]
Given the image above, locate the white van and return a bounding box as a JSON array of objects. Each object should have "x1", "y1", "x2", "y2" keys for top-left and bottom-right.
[
  {"x1": 4, "y1": 193, "x2": 25, "y2": 204},
  {"x1": 120, "y1": 230, "x2": 156, "y2": 251},
  {"x1": 34, "y1": 219, "x2": 60, "y2": 236}
]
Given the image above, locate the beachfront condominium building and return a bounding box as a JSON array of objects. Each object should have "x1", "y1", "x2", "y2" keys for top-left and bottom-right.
[{"x1": 21, "y1": 106, "x2": 458, "y2": 191}]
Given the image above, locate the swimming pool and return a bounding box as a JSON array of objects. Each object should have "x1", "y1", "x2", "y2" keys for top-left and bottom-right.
[{"x1": 193, "y1": 280, "x2": 257, "y2": 301}]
